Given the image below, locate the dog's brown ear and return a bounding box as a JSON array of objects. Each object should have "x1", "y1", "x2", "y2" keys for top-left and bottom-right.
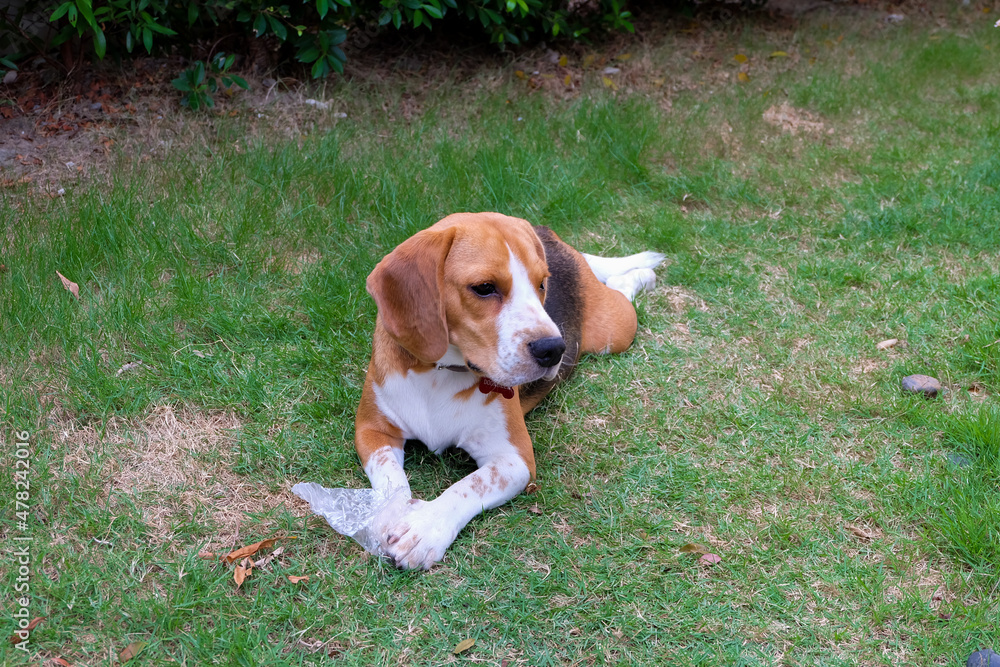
[{"x1": 366, "y1": 227, "x2": 457, "y2": 364}]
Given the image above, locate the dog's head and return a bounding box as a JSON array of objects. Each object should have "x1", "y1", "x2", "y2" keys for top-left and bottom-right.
[{"x1": 367, "y1": 212, "x2": 565, "y2": 388}]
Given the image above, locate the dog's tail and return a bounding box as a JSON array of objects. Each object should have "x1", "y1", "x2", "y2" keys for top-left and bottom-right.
[{"x1": 582, "y1": 251, "x2": 666, "y2": 302}]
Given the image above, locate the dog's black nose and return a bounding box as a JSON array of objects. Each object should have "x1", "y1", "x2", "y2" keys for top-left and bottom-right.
[{"x1": 528, "y1": 337, "x2": 566, "y2": 368}]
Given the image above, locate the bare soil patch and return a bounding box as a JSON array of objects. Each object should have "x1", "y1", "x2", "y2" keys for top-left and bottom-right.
[{"x1": 58, "y1": 404, "x2": 303, "y2": 551}]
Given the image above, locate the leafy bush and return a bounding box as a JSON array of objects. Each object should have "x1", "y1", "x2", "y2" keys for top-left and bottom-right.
[
  {"x1": 172, "y1": 52, "x2": 249, "y2": 110},
  {"x1": 1, "y1": 0, "x2": 637, "y2": 78}
]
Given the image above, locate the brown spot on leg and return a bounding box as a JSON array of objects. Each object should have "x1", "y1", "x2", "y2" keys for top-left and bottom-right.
[
  {"x1": 470, "y1": 475, "x2": 490, "y2": 498},
  {"x1": 489, "y1": 464, "x2": 510, "y2": 492}
]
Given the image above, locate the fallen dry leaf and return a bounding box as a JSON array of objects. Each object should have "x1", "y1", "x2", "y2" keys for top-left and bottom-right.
[
  {"x1": 453, "y1": 638, "x2": 476, "y2": 654},
  {"x1": 846, "y1": 524, "x2": 875, "y2": 541},
  {"x1": 558, "y1": 55, "x2": 568, "y2": 67},
  {"x1": 699, "y1": 553, "x2": 722, "y2": 565},
  {"x1": 223, "y1": 536, "x2": 282, "y2": 564},
  {"x1": 876, "y1": 338, "x2": 899, "y2": 350},
  {"x1": 119, "y1": 641, "x2": 146, "y2": 662},
  {"x1": 524, "y1": 483, "x2": 539, "y2": 494},
  {"x1": 527, "y1": 504, "x2": 543, "y2": 515},
  {"x1": 52, "y1": 658, "x2": 72, "y2": 666},
  {"x1": 288, "y1": 575, "x2": 310, "y2": 584},
  {"x1": 56, "y1": 271, "x2": 79, "y2": 299},
  {"x1": 8, "y1": 616, "x2": 45, "y2": 645},
  {"x1": 255, "y1": 546, "x2": 284, "y2": 568},
  {"x1": 734, "y1": 53, "x2": 748, "y2": 63},
  {"x1": 234, "y1": 557, "x2": 253, "y2": 588},
  {"x1": 197, "y1": 551, "x2": 218, "y2": 560},
  {"x1": 1, "y1": 176, "x2": 32, "y2": 187},
  {"x1": 737, "y1": 72, "x2": 750, "y2": 82},
  {"x1": 770, "y1": 50, "x2": 789, "y2": 58},
  {"x1": 679, "y1": 543, "x2": 709, "y2": 555}
]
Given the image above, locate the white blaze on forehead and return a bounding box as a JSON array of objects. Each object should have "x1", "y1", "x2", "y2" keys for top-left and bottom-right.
[{"x1": 494, "y1": 244, "x2": 560, "y2": 382}]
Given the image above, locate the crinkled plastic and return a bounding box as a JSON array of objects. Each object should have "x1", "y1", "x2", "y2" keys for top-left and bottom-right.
[{"x1": 291, "y1": 482, "x2": 409, "y2": 557}]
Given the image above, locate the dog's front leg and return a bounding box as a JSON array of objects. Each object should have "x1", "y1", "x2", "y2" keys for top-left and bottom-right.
[
  {"x1": 356, "y1": 375, "x2": 411, "y2": 500},
  {"x1": 382, "y1": 447, "x2": 532, "y2": 570}
]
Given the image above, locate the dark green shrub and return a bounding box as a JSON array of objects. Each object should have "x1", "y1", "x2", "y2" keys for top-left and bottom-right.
[
  {"x1": 172, "y1": 52, "x2": 249, "y2": 110},
  {"x1": 1, "y1": 0, "x2": 636, "y2": 78}
]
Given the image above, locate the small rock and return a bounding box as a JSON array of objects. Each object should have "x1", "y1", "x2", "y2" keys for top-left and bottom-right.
[
  {"x1": 967, "y1": 649, "x2": 1000, "y2": 667},
  {"x1": 3, "y1": 70, "x2": 16, "y2": 85},
  {"x1": 303, "y1": 98, "x2": 329, "y2": 110},
  {"x1": 262, "y1": 77, "x2": 277, "y2": 88},
  {"x1": 545, "y1": 49, "x2": 560, "y2": 64},
  {"x1": 876, "y1": 338, "x2": 898, "y2": 350},
  {"x1": 885, "y1": 13, "x2": 905, "y2": 23},
  {"x1": 65, "y1": 161, "x2": 75, "y2": 169},
  {"x1": 602, "y1": 66, "x2": 621, "y2": 75},
  {"x1": 333, "y1": 112, "x2": 347, "y2": 119},
  {"x1": 91, "y1": 102, "x2": 103, "y2": 110},
  {"x1": 901, "y1": 374, "x2": 942, "y2": 398}
]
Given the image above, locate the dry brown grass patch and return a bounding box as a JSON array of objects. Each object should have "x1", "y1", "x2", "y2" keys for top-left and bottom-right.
[
  {"x1": 763, "y1": 102, "x2": 829, "y2": 136},
  {"x1": 658, "y1": 285, "x2": 710, "y2": 314},
  {"x1": 58, "y1": 404, "x2": 303, "y2": 552}
]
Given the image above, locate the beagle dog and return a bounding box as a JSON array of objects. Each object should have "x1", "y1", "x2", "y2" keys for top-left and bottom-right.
[{"x1": 357, "y1": 212, "x2": 663, "y2": 570}]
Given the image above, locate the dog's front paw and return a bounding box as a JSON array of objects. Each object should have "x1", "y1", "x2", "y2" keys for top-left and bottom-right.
[{"x1": 380, "y1": 499, "x2": 458, "y2": 570}]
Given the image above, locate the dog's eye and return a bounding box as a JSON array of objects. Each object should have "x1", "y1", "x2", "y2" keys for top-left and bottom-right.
[{"x1": 471, "y1": 282, "x2": 497, "y2": 297}]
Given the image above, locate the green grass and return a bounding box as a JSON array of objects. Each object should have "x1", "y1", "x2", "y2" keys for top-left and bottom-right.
[{"x1": 3, "y1": 6, "x2": 1000, "y2": 665}]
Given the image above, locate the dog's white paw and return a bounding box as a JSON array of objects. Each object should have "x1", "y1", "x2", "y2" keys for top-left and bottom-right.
[{"x1": 381, "y1": 499, "x2": 458, "y2": 570}]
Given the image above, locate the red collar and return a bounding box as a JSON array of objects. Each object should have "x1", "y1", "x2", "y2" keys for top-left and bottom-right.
[{"x1": 438, "y1": 364, "x2": 515, "y2": 399}]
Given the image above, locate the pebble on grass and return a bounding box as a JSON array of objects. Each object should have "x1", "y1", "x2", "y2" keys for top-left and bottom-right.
[
  {"x1": 967, "y1": 649, "x2": 1000, "y2": 667},
  {"x1": 901, "y1": 374, "x2": 942, "y2": 398}
]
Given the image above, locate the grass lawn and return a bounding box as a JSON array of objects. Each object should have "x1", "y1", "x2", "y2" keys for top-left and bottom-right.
[{"x1": 2, "y1": 4, "x2": 1000, "y2": 665}]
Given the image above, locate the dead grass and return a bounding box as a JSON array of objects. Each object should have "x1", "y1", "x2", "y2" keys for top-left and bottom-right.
[
  {"x1": 763, "y1": 101, "x2": 829, "y2": 135},
  {"x1": 658, "y1": 285, "x2": 711, "y2": 313},
  {"x1": 57, "y1": 404, "x2": 304, "y2": 551}
]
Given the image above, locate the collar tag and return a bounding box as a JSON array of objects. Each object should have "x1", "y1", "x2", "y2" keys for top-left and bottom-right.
[{"x1": 478, "y1": 377, "x2": 514, "y2": 399}]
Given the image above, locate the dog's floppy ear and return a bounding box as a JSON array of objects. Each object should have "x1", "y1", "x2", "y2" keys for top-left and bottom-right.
[{"x1": 366, "y1": 227, "x2": 457, "y2": 364}]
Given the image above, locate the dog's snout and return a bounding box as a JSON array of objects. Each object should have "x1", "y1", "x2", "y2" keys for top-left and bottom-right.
[{"x1": 528, "y1": 336, "x2": 566, "y2": 368}]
